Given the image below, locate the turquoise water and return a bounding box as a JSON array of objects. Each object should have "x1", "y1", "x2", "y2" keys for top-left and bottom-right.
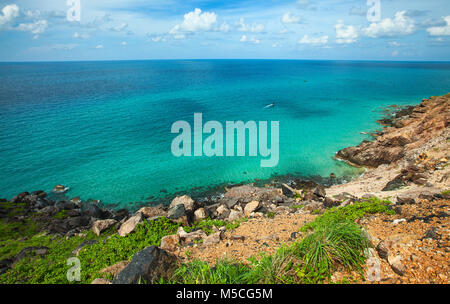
[{"x1": 0, "y1": 60, "x2": 449, "y2": 207}]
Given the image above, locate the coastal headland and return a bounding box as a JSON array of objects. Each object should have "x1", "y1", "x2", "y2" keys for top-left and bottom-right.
[{"x1": 0, "y1": 94, "x2": 449, "y2": 284}]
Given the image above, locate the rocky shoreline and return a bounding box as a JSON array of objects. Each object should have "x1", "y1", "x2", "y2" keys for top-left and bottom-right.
[{"x1": 0, "y1": 93, "x2": 449, "y2": 284}]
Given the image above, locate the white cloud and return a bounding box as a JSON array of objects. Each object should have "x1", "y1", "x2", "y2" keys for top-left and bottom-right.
[
  {"x1": 237, "y1": 18, "x2": 264, "y2": 33},
  {"x1": 110, "y1": 22, "x2": 128, "y2": 32},
  {"x1": 362, "y1": 11, "x2": 415, "y2": 38},
  {"x1": 426, "y1": 16, "x2": 450, "y2": 36},
  {"x1": 298, "y1": 34, "x2": 328, "y2": 45},
  {"x1": 388, "y1": 41, "x2": 402, "y2": 47},
  {"x1": 240, "y1": 35, "x2": 260, "y2": 44},
  {"x1": 16, "y1": 20, "x2": 48, "y2": 34},
  {"x1": 272, "y1": 43, "x2": 282, "y2": 48},
  {"x1": 121, "y1": 41, "x2": 127, "y2": 45},
  {"x1": 0, "y1": 4, "x2": 19, "y2": 28},
  {"x1": 282, "y1": 12, "x2": 301, "y2": 24},
  {"x1": 219, "y1": 22, "x2": 230, "y2": 32},
  {"x1": 335, "y1": 20, "x2": 358, "y2": 44},
  {"x1": 151, "y1": 36, "x2": 166, "y2": 42},
  {"x1": 172, "y1": 8, "x2": 217, "y2": 33},
  {"x1": 73, "y1": 32, "x2": 90, "y2": 39},
  {"x1": 95, "y1": 44, "x2": 104, "y2": 49},
  {"x1": 173, "y1": 34, "x2": 185, "y2": 40},
  {"x1": 392, "y1": 50, "x2": 399, "y2": 56}
]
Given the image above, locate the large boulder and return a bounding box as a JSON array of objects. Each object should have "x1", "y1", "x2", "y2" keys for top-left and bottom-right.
[
  {"x1": 66, "y1": 216, "x2": 91, "y2": 230},
  {"x1": 160, "y1": 234, "x2": 180, "y2": 252},
  {"x1": 92, "y1": 219, "x2": 117, "y2": 236},
  {"x1": 170, "y1": 195, "x2": 195, "y2": 211},
  {"x1": 228, "y1": 209, "x2": 244, "y2": 221},
  {"x1": 118, "y1": 212, "x2": 143, "y2": 237},
  {"x1": 194, "y1": 208, "x2": 208, "y2": 222},
  {"x1": 313, "y1": 185, "x2": 326, "y2": 198},
  {"x1": 167, "y1": 204, "x2": 186, "y2": 220},
  {"x1": 113, "y1": 246, "x2": 178, "y2": 284},
  {"x1": 203, "y1": 232, "x2": 222, "y2": 246},
  {"x1": 177, "y1": 227, "x2": 206, "y2": 244},
  {"x1": 99, "y1": 261, "x2": 130, "y2": 278},
  {"x1": 244, "y1": 201, "x2": 260, "y2": 216},
  {"x1": 137, "y1": 206, "x2": 167, "y2": 218}
]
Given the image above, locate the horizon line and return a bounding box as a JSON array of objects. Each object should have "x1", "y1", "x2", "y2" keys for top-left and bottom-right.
[{"x1": 1, "y1": 58, "x2": 450, "y2": 64}]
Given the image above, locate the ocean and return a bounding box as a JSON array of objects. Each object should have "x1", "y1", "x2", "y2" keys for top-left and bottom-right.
[{"x1": 0, "y1": 60, "x2": 449, "y2": 208}]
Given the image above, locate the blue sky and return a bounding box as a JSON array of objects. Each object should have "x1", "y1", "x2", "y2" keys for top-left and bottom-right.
[{"x1": 0, "y1": 0, "x2": 449, "y2": 61}]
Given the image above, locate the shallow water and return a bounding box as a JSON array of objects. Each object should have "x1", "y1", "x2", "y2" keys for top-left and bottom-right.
[{"x1": 0, "y1": 60, "x2": 449, "y2": 207}]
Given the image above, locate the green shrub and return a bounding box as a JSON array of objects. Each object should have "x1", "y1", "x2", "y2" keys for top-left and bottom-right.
[
  {"x1": 301, "y1": 197, "x2": 394, "y2": 232},
  {"x1": 244, "y1": 245, "x2": 300, "y2": 284},
  {"x1": 0, "y1": 217, "x2": 179, "y2": 284},
  {"x1": 167, "y1": 259, "x2": 250, "y2": 284},
  {"x1": 292, "y1": 220, "x2": 369, "y2": 283},
  {"x1": 185, "y1": 217, "x2": 248, "y2": 235}
]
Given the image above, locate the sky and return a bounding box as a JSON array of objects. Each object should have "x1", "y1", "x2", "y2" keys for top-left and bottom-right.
[{"x1": 0, "y1": 0, "x2": 449, "y2": 61}]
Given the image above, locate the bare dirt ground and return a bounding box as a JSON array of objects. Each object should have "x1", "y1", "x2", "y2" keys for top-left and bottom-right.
[{"x1": 179, "y1": 211, "x2": 316, "y2": 265}]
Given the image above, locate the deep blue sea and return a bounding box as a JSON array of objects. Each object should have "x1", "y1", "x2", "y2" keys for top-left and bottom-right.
[{"x1": 0, "y1": 60, "x2": 449, "y2": 208}]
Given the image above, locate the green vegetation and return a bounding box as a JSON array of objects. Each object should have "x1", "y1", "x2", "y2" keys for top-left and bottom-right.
[
  {"x1": 185, "y1": 217, "x2": 248, "y2": 235},
  {"x1": 167, "y1": 259, "x2": 250, "y2": 284},
  {"x1": 266, "y1": 212, "x2": 275, "y2": 219},
  {"x1": 53, "y1": 210, "x2": 68, "y2": 219},
  {"x1": 441, "y1": 190, "x2": 450, "y2": 196},
  {"x1": 290, "y1": 204, "x2": 304, "y2": 209},
  {"x1": 300, "y1": 197, "x2": 394, "y2": 232},
  {"x1": 1, "y1": 197, "x2": 395, "y2": 284},
  {"x1": 292, "y1": 220, "x2": 368, "y2": 283},
  {"x1": 0, "y1": 217, "x2": 179, "y2": 284},
  {"x1": 166, "y1": 197, "x2": 395, "y2": 284}
]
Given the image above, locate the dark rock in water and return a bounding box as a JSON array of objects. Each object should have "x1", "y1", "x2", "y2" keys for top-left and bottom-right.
[
  {"x1": 336, "y1": 133, "x2": 410, "y2": 168},
  {"x1": 34, "y1": 199, "x2": 50, "y2": 209},
  {"x1": 313, "y1": 185, "x2": 326, "y2": 198},
  {"x1": 14, "y1": 246, "x2": 49, "y2": 263},
  {"x1": 22, "y1": 194, "x2": 39, "y2": 205},
  {"x1": 32, "y1": 191, "x2": 47, "y2": 199},
  {"x1": 56, "y1": 201, "x2": 77, "y2": 210},
  {"x1": 114, "y1": 209, "x2": 129, "y2": 222},
  {"x1": 81, "y1": 203, "x2": 103, "y2": 218},
  {"x1": 10, "y1": 192, "x2": 30, "y2": 204},
  {"x1": 113, "y1": 246, "x2": 178, "y2": 284},
  {"x1": 53, "y1": 185, "x2": 68, "y2": 193},
  {"x1": 167, "y1": 204, "x2": 186, "y2": 220}
]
